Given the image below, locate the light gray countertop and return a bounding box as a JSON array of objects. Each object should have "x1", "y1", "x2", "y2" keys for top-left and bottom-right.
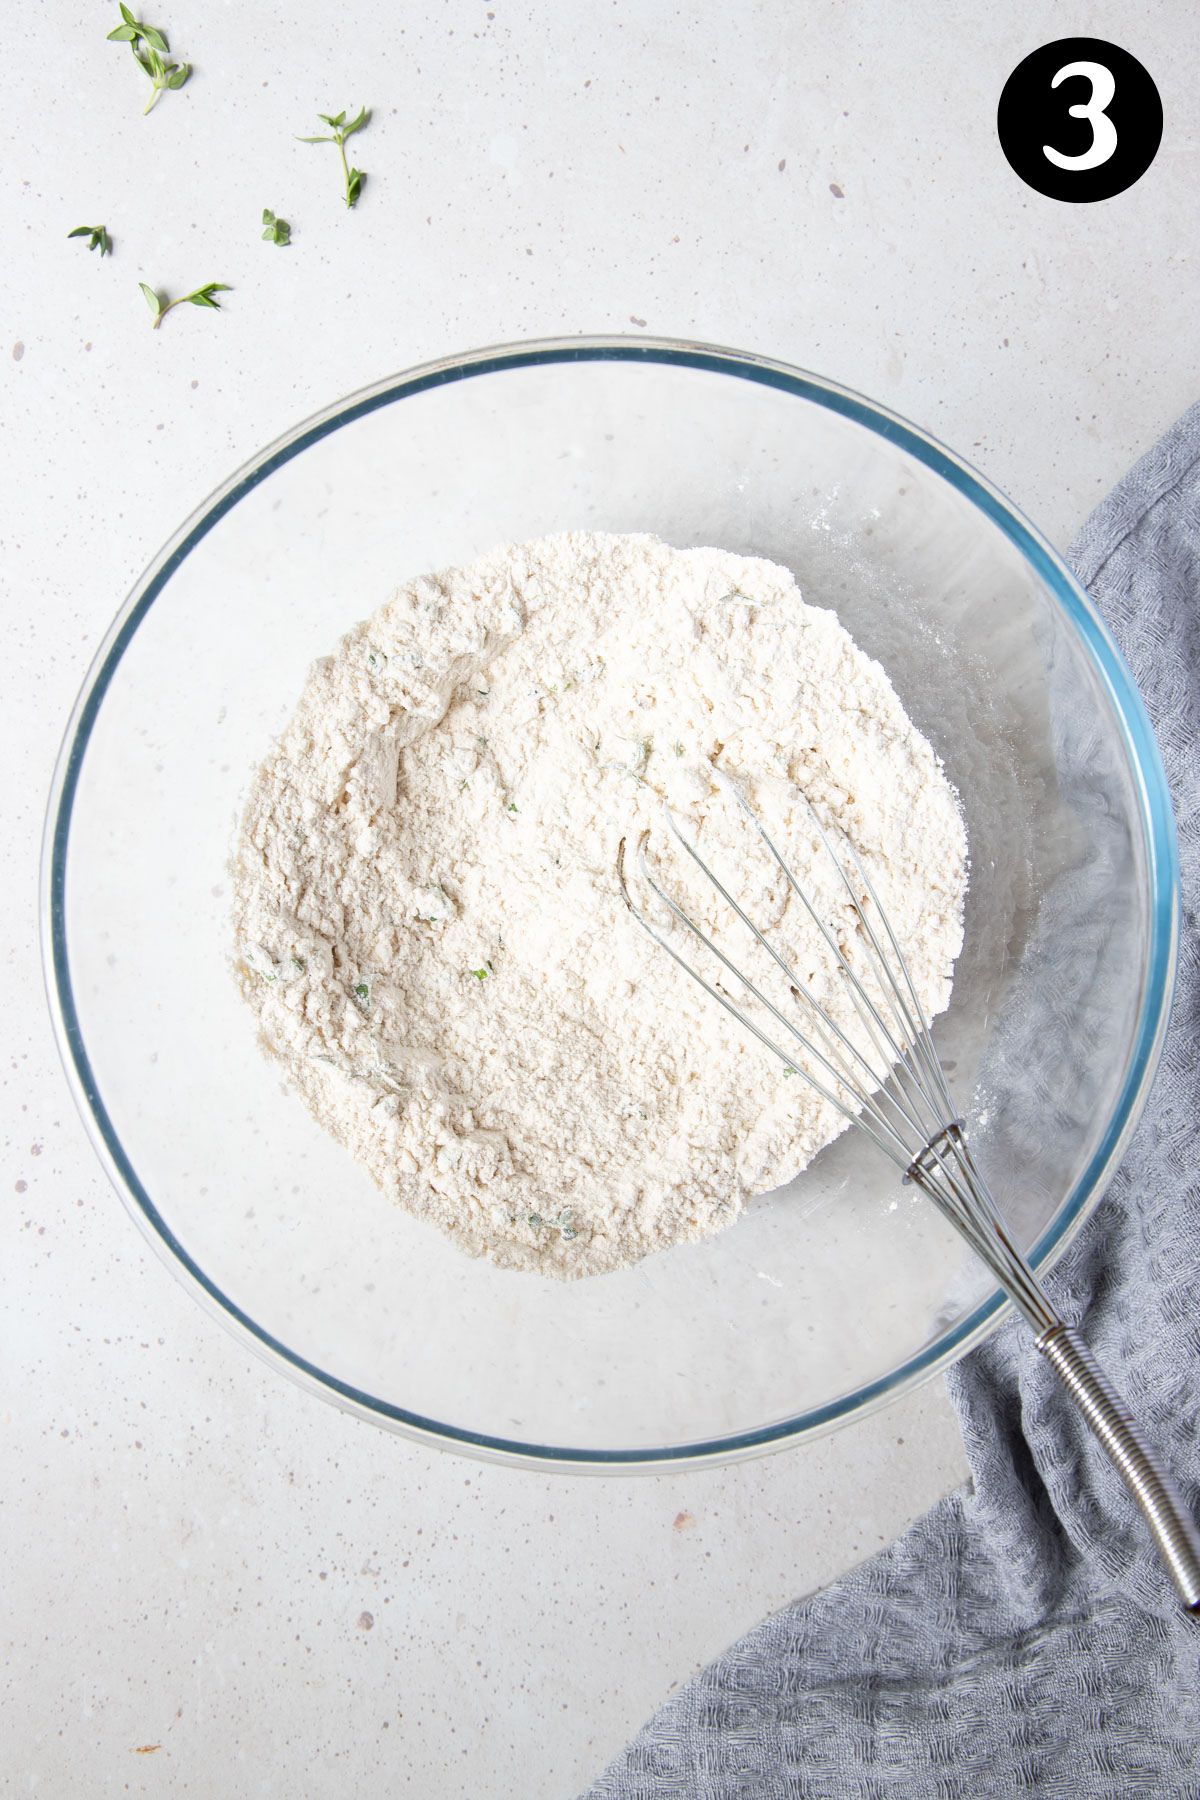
[{"x1": 3, "y1": 2, "x2": 1197, "y2": 1793}]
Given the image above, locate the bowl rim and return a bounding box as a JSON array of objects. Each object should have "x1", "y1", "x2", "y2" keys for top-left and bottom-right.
[{"x1": 40, "y1": 334, "x2": 1181, "y2": 1471}]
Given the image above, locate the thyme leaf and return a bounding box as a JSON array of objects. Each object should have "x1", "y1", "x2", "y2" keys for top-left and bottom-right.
[
  {"x1": 68, "y1": 224, "x2": 112, "y2": 255},
  {"x1": 261, "y1": 208, "x2": 291, "y2": 246}
]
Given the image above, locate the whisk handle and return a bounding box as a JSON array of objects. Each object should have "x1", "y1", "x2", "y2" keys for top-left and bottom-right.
[{"x1": 1037, "y1": 1323, "x2": 1200, "y2": 1612}]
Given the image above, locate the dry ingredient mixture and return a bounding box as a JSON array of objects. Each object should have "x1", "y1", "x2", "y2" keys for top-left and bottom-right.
[{"x1": 232, "y1": 532, "x2": 966, "y2": 1277}]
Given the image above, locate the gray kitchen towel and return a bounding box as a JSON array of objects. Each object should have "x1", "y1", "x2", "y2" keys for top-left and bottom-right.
[{"x1": 584, "y1": 404, "x2": 1200, "y2": 1800}]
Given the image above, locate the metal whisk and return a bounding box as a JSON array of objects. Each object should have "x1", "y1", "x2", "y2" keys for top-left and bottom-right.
[{"x1": 617, "y1": 774, "x2": 1200, "y2": 1612}]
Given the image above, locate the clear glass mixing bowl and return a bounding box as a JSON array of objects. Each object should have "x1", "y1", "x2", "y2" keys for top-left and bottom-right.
[{"x1": 42, "y1": 339, "x2": 1179, "y2": 1468}]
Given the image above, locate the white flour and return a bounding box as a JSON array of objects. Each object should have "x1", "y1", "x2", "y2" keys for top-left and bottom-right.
[{"x1": 233, "y1": 533, "x2": 966, "y2": 1277}]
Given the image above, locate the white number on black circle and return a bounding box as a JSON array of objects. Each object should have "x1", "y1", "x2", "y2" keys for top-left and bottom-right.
[{"x1": 1043, "y1": 60, "x2": 1118, "y2": 171}]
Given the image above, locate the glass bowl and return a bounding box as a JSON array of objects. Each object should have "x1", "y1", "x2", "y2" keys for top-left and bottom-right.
[{"x1": 42, "y1": 338, "x2": 1179, "y2": 1469}]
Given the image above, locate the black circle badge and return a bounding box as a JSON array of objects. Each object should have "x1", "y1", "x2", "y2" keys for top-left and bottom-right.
[{"x1": 998, "y1": 38, "x2": 1162, "y2": 202}]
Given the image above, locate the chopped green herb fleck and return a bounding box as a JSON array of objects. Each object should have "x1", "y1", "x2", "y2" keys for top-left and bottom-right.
[
  {"x1": 261, "y1": 208, "x2": 291, "y2": 246},
  {"x1": 506, "y1": 801, "x2": 518, "y2": 813},
  {"x1": 244, "y1": 945, "x2": 279, "y2": 984},
  {"x1": 68, "y1": 224, "x2": 112, "y2": 256},
  {"x1": 140, "y1": 280, "x2": 230, "y2": 328},
  {"x1": 673, "y1": 740, "x2": 684, "y2": 757},
  {"x1": 529, "y1": 1208, "x2": 578, "y2": 1240},
  {"x1": 470, "y1": 961, "x2": 493, "y2": 981},
  {"x1": 354, "y1": 983, "x2": 369, "y2": 999},
  {"x1": 298, "y1": 106, "x2": 371, "y2": 208}
]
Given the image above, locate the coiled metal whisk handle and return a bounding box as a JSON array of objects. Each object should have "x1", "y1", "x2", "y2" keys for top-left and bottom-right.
[{"x1": 1037, "y1": 1323, "x2": 1200, "y2": 1612}]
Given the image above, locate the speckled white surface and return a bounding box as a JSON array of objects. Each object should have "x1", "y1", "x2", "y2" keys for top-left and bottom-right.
[{"x1": 3, "y1": 2, "x2": 1198, "y2": 1794}]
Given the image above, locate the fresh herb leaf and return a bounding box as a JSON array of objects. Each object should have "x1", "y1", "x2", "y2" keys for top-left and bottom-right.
[
  {"x1": 261, "y1": 207, "x2": 291, "y2": 246},
  {"x1": 470, "y1": 961, "x2": 493, "y2": 981},
  {"x1": 108, "y1": 8, "x2": 190, "y2": 112},
  {"x1": 181, "y1": 282, "x2": 229, "y2": 311},
  {"x1": 68, "y1": 224, "x2": 112, "y2": 255},
  {"x1": 139, "y1": 279, "x2": 230, "y2": 327},
  {"x1": 299, "y1": 105, "x2": 371, "y2": 208},
  {"x1": 107, "y1": 6, "x2": 149, "y2": 41},
  {"x1": 145, "y1": 56, "x2": 189, "y2": 111}
]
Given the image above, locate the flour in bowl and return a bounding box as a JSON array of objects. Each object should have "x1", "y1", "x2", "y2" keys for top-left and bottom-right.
[{"x1": 232, "y1": 532, "x2": 966, "y2": 1277}]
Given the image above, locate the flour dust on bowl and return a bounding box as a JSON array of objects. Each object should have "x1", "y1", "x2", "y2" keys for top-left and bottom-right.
[{"x1": 42, "y1": 339, "x2": 1178, "y2": 1468}]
